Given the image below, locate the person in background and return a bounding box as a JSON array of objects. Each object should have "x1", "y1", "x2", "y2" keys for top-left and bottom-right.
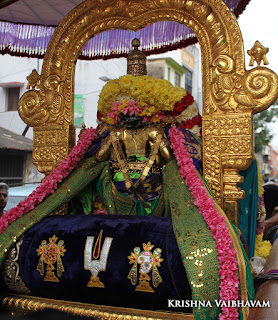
[
  {"x1": 0, "y1": 183, "x2": 8, "y2": 218},
  {"x1": 263, "y1": 179, "x2": 278, "y2": 242},
  {"x1": 263, "y1": 178, "x2": 278, "y2": 219}
]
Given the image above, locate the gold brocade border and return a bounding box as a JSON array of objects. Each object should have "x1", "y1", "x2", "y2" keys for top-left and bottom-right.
[
  {"x1": 212, "y1": 200, "x2": 249, "y2": 320},
  {"x1": 0, "y1": 294, "x2": 194, "y2": 320},
  {"x1": 199, "y1": 173, "x2": 250, "y2": 319}
]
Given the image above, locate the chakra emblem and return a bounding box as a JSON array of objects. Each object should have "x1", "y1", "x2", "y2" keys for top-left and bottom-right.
[
  {"x1": 84, "y1": 230, "x2": 113, "y2": 288},
  {"x1": 128, "y1": 241, "x2": 163, "y2": 293},
  {"x1": 36, "y1": 235, "x2": 66, "y2": 282}
]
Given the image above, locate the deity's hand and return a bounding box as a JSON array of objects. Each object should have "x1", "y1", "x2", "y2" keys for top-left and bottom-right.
[
  {"x1": 96, "y1": 135, "x2": 113, "y2": 161},
  {"x1": 159, "y1": 137, "x2": 173, "y2": 163},
  {"x1": 148, "y1": 126, "x2": 173, "y2": 167}
]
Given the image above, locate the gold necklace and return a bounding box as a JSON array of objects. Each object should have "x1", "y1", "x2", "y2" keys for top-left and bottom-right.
[{"x1": 110, "y1": 126, "x2": 163, "y2": 191}]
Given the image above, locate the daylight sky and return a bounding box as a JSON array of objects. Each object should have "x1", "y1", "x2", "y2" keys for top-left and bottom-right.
[{"x1": 237, "y1": 0, "x2": 278, "y2": 147}]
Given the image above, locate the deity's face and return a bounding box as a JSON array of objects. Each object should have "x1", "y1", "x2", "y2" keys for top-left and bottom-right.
[
  {"x1": 0, "y1": 188, "x2": 8, "y2": 211},
  {"x1": 121, "y1": 114, "x2": 144, "y2": 128}
]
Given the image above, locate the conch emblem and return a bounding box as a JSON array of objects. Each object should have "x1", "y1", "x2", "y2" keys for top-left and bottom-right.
[
  {"x1": 128, "y1": 242, "x2": 163, "y2": 293},
  {"x1": 36, "y1": 235, "x2": 66, "y2": 282}
]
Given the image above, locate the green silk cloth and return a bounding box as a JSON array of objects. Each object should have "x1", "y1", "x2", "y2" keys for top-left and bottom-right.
[
  {"x1": 238, "y1": 159, "x2": 258, "y2": 258},
  {"x1": 0, "y1": 156, "x2": 254, "y2": 320}
]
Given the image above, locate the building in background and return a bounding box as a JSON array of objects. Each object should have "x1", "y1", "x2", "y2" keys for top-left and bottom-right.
[
  {"x1": 147, "y1": 44, "x2": 202, "y2": 111},
  {"x1": 0, "y1": 55, "x2": 127, "y2": 140},
  {"x1": 0, "y1": 126, "x2": 43, "y2": 187},
  {"x1": 269, "y1": 144, "x2": 278, "y2": 179},
  {"x1": 0, "y1": 44, "x2": 202, "y2": 136},
  {"x1": 0, "y1": 45, "x2": 202, "y2": 185},
  {"x1": 256, "y1": 143, "x2": 278, "y2": 182}
]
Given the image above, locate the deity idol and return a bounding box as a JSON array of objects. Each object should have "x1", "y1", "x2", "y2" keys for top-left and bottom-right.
[{"x1": 0, "y1": 39, "x2": 254, "y2": 320}]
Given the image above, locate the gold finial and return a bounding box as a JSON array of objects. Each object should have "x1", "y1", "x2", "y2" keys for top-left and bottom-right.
[
  {"x1": 78, "y1": 122, "x2": 87, "y2": 140},
  {"x1": 247, "y1": 41, "x2": 269, "y2": 66},
  {"x1": 127, "y1": 38, "x2": 147, "y2": 76},
  {"x1": 27, "y1": 69, "x2": 40, "y2": 90}
]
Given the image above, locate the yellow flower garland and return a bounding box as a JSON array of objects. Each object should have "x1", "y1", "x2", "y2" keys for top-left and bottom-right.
[
  {"x1": 98, "y1": 75, "x2": 186, "y2": 116},
  {"x1": 254, "y1": 233, "x2": 272, "y2": 260}
]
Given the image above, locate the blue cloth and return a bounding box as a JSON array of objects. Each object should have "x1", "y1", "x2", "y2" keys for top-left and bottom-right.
[
  {"x1": 18, "y1": 215, "x2": 192, "y2": 312},
  {"x1": 85, "y1": 129, "x2": 110, "y2": 157},
  {"x1": 165, "y1": 127, "x2": 203, "y2": 174}
]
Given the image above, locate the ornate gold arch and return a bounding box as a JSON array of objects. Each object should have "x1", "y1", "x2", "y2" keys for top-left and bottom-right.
[{"x1": 18, "y1": 0, "x2": 278, "y2": 225}]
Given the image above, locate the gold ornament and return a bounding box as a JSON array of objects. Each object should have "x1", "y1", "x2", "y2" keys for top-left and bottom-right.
[
  {"x1": 247, "y1": 41, "x2": 269, "y2": 66},
  {"x1": 128, "y1": 242, "x2": 163, "y2": 293},
  {"x1": 127, "y1": 38, "x2": 147, "y2": 76},
  {"x1": 27, "y1": 69, "x2": 40, "y2": 90},
  {"x1": 78, "y1": 122, "x2": 87, "y2": 140},
  {"x1": 0, "y1": 295, "x2": 195, "y2": 319},
  {"x1": 36, "y1": 235, "x2": 66, "y2": 282}
]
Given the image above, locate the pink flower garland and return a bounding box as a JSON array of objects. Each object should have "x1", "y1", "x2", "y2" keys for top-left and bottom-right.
[
  {"x1": 0, "y1": 127, "x2": 98, "y2": 235},
  {"x1": 168, "y1": 126, "x2": 240, "y2": 320}
]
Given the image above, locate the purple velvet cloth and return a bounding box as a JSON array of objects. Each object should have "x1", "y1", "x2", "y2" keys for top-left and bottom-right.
[{"x1": 17, "y1": 214, "x2": 192, "y2": 312}]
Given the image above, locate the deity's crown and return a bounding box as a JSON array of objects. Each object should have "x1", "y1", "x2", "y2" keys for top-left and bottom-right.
[{"x1": 97, "y1": 39, "x2": 202, "y2": 138}]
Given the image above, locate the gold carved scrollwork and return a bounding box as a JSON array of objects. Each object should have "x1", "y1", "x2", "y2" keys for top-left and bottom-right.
[
  {"x1": 19, "y1": 71, "x2": 66, "y2": 126},
  {"x1": 203, "y1": 113, "x2": 254, "y2": 224},
  {"x1": 18, "y1": 90, "x2": 48, "y2": 127},
  {"x1": 33, "y1": 126, "x2": 74, "y2": 175},
  {"x1": 207, "y1": 42, "x2": 278, "y2": 224},
  {"x1": 244, "y1": 67, "x2": 278, "y2": 113},
  {"x1": 18, "y1": 70, "x2": 71, "y2": 175},
  {"x1": 43, "y1": 75, "x2": 66, "y2": 124},
  {"x1": 211, "y1": 55, "x2": 278, "y2": 114}
]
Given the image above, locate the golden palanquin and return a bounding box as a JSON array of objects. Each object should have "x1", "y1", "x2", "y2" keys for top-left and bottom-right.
[
  {"x1": 3, "y1": 2, "x2": 276, "y2": 318},
  {"x1": 17, "y1": 0, "x2": 278, "y2": 226}
]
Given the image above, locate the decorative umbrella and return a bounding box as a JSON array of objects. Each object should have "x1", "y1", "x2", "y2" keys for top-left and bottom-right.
[{"x1": 0, "y1": 0, "x2": 251, "y2": 59}]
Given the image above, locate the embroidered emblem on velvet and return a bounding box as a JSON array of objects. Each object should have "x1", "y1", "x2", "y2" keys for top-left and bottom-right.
[
  {"x1": 36, "y1": 235, "x2": 66, "y2": 282},
  {"x1": 84, "y1": 230, "x2": 113, "y2": 288},
  {"x1": 128, "y1": 241, "x2": 163, "y2": 293}
]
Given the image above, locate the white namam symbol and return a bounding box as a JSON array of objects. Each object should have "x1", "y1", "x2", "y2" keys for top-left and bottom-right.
[
  {"x1": 84, "y1": 230, "x2": 113, "y2": 288},
  {"x1": 137, "y1": 251, "x2": 153, "y2": 274}
]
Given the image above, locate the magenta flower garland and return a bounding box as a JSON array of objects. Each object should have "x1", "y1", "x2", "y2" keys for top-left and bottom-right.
[
  {"x1": 168, "y1": 126, "x2": 240, "y2": 320},
  {"x1": 0, "y1": 127, "x2": 97, "y2": 234}
]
